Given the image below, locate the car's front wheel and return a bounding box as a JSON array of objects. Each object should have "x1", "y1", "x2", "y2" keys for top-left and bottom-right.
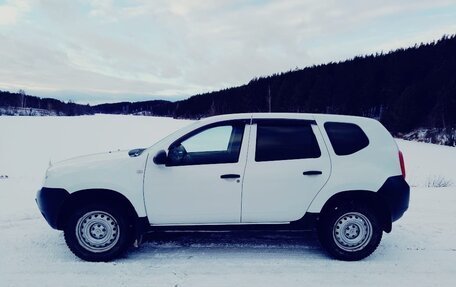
[
  {"x1": 64, "y1": 203, "x2": 133, "y2": 261},
  {"x1": 318, "y1": 203, "x2": 382, "y2": 261}
]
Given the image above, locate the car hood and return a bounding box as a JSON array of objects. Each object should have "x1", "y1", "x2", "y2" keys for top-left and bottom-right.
[
  {"x1": 46, "y1": 148, "x2": 146, "y2": 174},
  {"x1": 43, "y1": 148, "x2": 149, "y2": 195}
]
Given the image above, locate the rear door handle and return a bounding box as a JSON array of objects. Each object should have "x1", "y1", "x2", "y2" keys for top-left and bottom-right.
[
  {"x1": 303, "y1": 170, "x2": 322, "y2": 175},
  {"x1": 220, "y1": 174, "x2": 241, "y2": 179}
]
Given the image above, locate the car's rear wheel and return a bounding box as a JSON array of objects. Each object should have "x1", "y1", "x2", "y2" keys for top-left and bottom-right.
[
  {"x1": 64, "y1": 203, "x2": 133, "y2": 261},
  {"x1": 318, "y1": 203, "x2": 382, "y2": 261}
]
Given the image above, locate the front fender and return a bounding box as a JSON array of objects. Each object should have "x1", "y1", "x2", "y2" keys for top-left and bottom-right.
[{"x1": 43, "y1": 153, "x2": 148, "y2": 218}]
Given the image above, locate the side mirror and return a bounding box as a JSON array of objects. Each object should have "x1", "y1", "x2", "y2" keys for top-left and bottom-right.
[{"x1": 153, "y1": 150, "x2": 167, "y2": 165}]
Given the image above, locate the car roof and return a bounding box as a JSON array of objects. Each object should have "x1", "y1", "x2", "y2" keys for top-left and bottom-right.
[{"x1": 199, "y1": 112, "x2": 374, "y2": 124}]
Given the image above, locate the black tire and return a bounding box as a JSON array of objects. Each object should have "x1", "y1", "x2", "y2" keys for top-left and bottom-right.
[
  {"x1": 64, "y1": 203, "x2": 133, "y2": 262},
  {"x1": 317, "y1": 203, "x2": 382, "y2": 261}
]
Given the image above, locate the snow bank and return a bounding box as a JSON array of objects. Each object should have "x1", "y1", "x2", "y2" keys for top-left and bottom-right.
[
  {"x1": 396, "y1": 139, "x2": 456, "y2": 187},
  {"x1": 402, "y1": 127, "x2": 456, "y2": 147}
]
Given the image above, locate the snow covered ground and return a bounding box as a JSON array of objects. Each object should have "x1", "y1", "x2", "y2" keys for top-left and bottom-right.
[{"x1": 0, "y1": 115, "x2": 455, "y2": 287}]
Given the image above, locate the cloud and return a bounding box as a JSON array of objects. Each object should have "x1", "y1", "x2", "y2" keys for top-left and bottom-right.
[
  {"x1": 0, "y1": 0, "x2": 455, "y2": 103},
  {"x1": 0, "y1": 0, "x2": 31, "y2": 26}
]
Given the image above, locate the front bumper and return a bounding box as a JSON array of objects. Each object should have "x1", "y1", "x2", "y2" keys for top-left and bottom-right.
[{"x1": 36, "y1": 187, "x2": 69, "y2": 229}]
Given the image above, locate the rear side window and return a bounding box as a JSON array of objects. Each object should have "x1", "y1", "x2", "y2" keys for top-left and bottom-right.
[
  {"x1": 255, "y1": 122, "x2": 321, "y2": 162},
  {"x1": 324, "y1": 122, "x2": 369, "y2": 155}
]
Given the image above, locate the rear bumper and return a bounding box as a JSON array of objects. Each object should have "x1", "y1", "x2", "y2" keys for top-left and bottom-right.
[
  {"x1": 377, "y1": 175, "x2": 410, "y2": 223},
  {"x1": 36, "y1": 187, "x2": 69, "y2": 229}
]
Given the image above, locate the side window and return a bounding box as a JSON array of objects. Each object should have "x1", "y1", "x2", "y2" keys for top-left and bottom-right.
[
  {"x1": 255, "y1": 122, "x2": 321, "y2": 162},
  {"x1": 324, "y1": 122, "x2": 369, "y2": 156},
  {"x1": 182, "y1": 126, "x2": 232, "y2": 152},
  {"x1": 167, "y1": 123, "x2": 245, "y2": 166}
]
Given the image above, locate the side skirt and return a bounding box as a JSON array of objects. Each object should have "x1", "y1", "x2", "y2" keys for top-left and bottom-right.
[{"x1": 140, "y1": 213, "x2": 320, "y2": 233}]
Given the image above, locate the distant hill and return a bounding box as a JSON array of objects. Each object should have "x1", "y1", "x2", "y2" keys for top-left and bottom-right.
[{"x1": 1, "y1": 35, "x2": 455, "y2": 145}]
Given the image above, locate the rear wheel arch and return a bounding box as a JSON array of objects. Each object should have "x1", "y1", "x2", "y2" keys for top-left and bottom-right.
[
  {"x1": 319, "y1": 190, "x2": 392, "y2": 233},
  {"x1": 57, "y1": 189, "x2": 139, "y2": 230}
]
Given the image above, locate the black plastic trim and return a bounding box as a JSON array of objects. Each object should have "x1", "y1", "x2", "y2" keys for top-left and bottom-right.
[
  {"x1": 377, "y1": 175, "x2": 410, "y2": 222},
  {"x1": 135, "y1": 216, "x2": 150, "y2": 238},
  {"x1": 252, "y1": 118, "x2": 316, "y2": 125},
  {"x1": 36, "y1": 187, "x2": 70, "y2": 229},
  {"x1": 128, "y1": 148, "x2": 146, "y2": 157},
  {"x1": 220, "y1": 174, "x2": 241, "y2": 179},
  {"x1": 303, "y1": 170, "x2": 323, "y2": 175}
]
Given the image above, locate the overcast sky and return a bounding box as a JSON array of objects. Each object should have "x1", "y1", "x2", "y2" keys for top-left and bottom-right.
[{"x1": 1, "y1": 0, "x2": 455, "y2": 104}]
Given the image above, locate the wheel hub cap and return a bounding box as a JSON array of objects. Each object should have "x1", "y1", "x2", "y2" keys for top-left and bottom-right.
[
  {"x1": 332, "y1": 212, "x2": 373, "y2": 252},
  {"x1": 75, "y1": 211, "x2": 120, "y2": 253},
  {"x1": 90, "y1": 224, "x2": 107, "y2": 239}
]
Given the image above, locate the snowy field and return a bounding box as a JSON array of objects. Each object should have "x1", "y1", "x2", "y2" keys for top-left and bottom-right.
[{"x1": 0, "y1": 115, "x2": 455, "y2": 287}]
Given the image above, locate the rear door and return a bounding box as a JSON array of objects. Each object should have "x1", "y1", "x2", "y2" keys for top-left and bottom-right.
[{"x1": 241, "y1": 118, "x2": 331, "y2": 223}]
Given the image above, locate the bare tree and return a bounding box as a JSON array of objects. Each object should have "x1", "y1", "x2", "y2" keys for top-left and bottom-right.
[
  {"x1": 18, "y1": 89, "x2": 26, "y2": 108},
  {"x1": 209, "y1": 100, "x2": 217, "y2": 116}
]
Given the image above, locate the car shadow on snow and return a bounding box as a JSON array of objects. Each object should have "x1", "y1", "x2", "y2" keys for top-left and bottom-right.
[{"x1": 126, "y1": 230, "x2": 327, "y2": 260}]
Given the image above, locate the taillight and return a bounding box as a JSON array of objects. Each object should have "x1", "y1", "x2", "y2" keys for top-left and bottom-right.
[{"x1": 398, "y1": 151, "x2": 406, "y2": 179}]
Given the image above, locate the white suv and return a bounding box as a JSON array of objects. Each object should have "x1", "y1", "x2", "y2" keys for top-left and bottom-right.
[{"x1": 36, "y1": 113, "x2": 409, "y2": 261}]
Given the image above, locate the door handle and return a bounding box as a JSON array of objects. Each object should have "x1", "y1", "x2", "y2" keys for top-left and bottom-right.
[
  {"x1": 220, "y1": 174, "x2": 241, "y2": 179},
  {"x1": 303, "y1": 170, "x2": 322, "y2": 175}
]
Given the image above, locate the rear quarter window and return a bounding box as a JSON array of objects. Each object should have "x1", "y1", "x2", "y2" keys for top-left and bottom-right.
[{"x1": 324, "y1": 122, "x2": 369, "y2": 156}]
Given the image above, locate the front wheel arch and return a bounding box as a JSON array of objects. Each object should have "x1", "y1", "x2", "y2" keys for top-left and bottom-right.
[{"x1": 57, "y1": 189, "x2": 139, "y2": 231}]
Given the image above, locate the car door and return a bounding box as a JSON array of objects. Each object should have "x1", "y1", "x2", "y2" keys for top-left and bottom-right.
[
  {"x1": 241, "y1": 117, "x2": 331, "y2": 223},
  {"x1": 144, "y1": 120, "x2": 250, "y2": 225}
]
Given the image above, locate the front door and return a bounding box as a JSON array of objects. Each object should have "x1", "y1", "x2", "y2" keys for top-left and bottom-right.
[{"x1": 144, "y1": 120, "x2": 250, "y2": 225}]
